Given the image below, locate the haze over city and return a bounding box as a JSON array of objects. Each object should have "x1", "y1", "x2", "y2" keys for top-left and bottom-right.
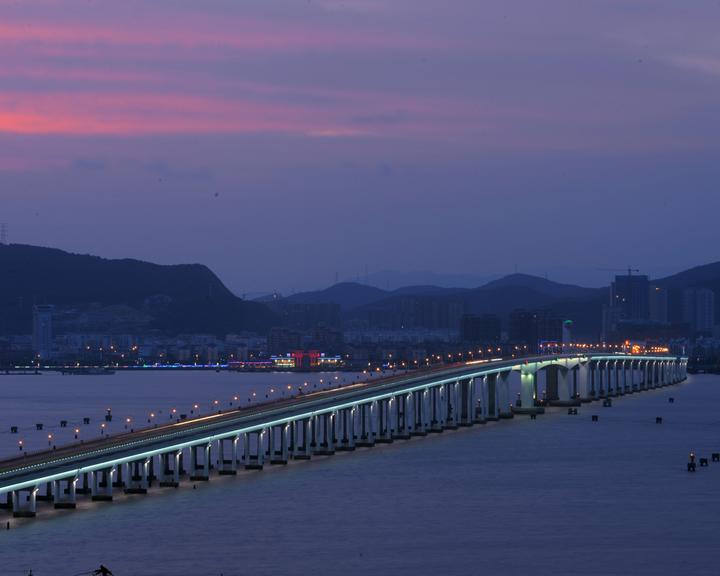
[{"x1": 2, "y1": 0, "x2": 720, "y2": 293}]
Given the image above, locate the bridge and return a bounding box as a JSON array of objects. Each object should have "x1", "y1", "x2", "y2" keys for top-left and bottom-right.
[{"x1": 0, "y1": 353, "x2": 687, "y2": 519}]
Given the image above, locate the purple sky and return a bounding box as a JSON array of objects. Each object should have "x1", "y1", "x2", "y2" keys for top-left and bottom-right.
[{"x1": 1, "y1": 0, "x2": 719, "y2": 293}]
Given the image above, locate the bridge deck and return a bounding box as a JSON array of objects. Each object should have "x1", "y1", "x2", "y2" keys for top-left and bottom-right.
[{"x1": 0, "y1": 353, "x2": 683, "y2": 493}]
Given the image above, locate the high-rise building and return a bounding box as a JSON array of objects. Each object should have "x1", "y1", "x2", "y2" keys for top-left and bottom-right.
[
  {"x1": 460, "y1": 314, "x2": 501, "y2": 343},
  {"x1": 683, "y1": 288, "x2": 716, "y2": 334},
  {"x1": 32, "y1": 304, "x2": 54, "y2": 360},
  {"x1": 508, "y1": 309, "x2": 563, "y2": 349},
  {"x1": 648, "y1": 285, "x2": 668, "y2": 324},
  {"x1": 611, "y1": 274, "x2": 649, "y2": 321}
]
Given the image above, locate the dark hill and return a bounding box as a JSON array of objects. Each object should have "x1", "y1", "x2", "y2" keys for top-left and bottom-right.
[
  {"x1": 285, "y1": 282, "x2": 389, "y2": 310},
  {"x1": 0, "y1": 244, "x2": 276, "y2": 335},
  {"x1": 655, "y1": 261, "x2": 720, "y2": 324},
  {"x1": 479, "y1": 274, "x2": 598, "y2": 300}
]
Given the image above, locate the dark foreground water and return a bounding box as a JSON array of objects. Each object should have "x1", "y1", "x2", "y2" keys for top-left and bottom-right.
[{"x1": 1, "y1": 372, "x2": 719, "y2": 576}]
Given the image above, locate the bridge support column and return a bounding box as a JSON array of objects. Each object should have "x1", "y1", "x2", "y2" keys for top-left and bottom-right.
[
  {"x1": 392, "y1": 395, "x2": 411, "y2": 439},
  {"x1": 53, "y1": 477, "x2": 77, "y2": 509},
  {"x1": 269, "y1": 424, "x2": 289, "y2": 464},
  {"x1": 315, "y1": 412, "x2": 336, "y2": 454},
  {"x1": 244, "y1": 429, "x2": 266, "y2": 469},
  {"x1": 125, "y1": 459, "x2": 150, "y2": 494},
  {"x1": 190, "y1": 443, "x2": 211, "y2": 480},
  {"x1": 444, "y1": 381, "x2": 460, "y2": 429},
  {"x1": 291, "y1": 419, "x2": 311, "y2": 459},
  {"x1": 12, "y1": 486, "x2": 37, "y2": 518},
  {"x1": 410, "y1": 391, "x2": 427, "y2": 436},
  {"x1": 91, "y1": 467, "x2": 114, "y2": 501},
  {"x1": 355, "y1": 404, "x2": 375, "y2": 446},
  {"x1": 112, "y1": 462, "x2": 125, "y2": 489},
  {"x1": 577, "y1": 363, "x2": 592, "y2": 401},
  {"x1": 497, "y1": 372, "x2": 513, "y2": 418},
  {"x1": 428, "y1": 386, "x2": 443, "y2": 432},
  {"x1": 474, "y1": 376, "x2": 487, "y2": 424},
  {"x1": 217, "y1": 436, "x2": 239, "y2": 474},
  {"x1": 76, "y1": 472, "x2": 91, "y2": 495},
  {"x1": 514, "y1": 367, "x2": 544, "y2": 415},
  {"x1": 374, "y1": 399, "x2": 393, "y2": 443},
  {"x1": 338, "y1": 407, "x2": 357, "y2": 449},
  {"x1": 36, "y1": 481, "x2": 53, "y2": 502},
  {"x1": 486, "y1": 375, "x2": 499, "y2": 421},
  {"x1": 607, "y1": 361, "x2": 616, "y2": 396},
  {"x1": 159, "y1": 451, "x2": 181, "y2": 487},
  {"x1": 459, "y1": 378, "x2": 475, "y2": 426}
]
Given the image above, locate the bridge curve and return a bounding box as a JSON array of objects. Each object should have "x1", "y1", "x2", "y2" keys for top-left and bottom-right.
[{"x1": 0, "y1": 353, "x2": 687, "y2": 518}]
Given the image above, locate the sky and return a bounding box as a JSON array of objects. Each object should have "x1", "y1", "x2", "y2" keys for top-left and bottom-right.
[{"x1": 1, "y1": 0, "x2": 719, "y2": 294}]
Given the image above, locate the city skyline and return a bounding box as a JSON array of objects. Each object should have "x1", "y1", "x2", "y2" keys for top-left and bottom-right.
[{"x1": 2, "y1": 0, "x2": 719, "y2": 293}]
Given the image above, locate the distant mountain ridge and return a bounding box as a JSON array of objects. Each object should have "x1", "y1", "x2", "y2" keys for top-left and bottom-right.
[
  {"x1": 2, "y1": 244, "x2": 719, "y2": 338},
  {"x1": 0, "y1": 244, "x2": 276, "y2": 335}
]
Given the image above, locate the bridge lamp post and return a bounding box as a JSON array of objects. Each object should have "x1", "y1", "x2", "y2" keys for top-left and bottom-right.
[
  {"x1": 74, "y1": 428, "x2": 80, "y2": 440},
  {"x1": 47, "y1": 433, "x2": 53, "y2": 447},
  {"x1": 18, "y1": 440, "x2": 23, "y2": 451}
]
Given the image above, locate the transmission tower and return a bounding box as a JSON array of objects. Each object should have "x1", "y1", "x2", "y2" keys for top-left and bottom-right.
[{"x1": 0, "y1": 223, "x2": 7, "y2": 245}]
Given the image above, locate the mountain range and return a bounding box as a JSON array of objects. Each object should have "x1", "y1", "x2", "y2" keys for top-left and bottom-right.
[{"x1": 1, "y1": 244, "x2": 718, "y2": 338}]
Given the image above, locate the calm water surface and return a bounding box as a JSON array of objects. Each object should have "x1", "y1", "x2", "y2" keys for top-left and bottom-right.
[{"x1": 1, "y1": 371, "x2": 719, "y2": 576}]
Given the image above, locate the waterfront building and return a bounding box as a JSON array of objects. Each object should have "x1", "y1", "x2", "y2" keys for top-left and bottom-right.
[
  {"x1": 32, "y1": 305, "x2": 54, "y2": 360},
  {"x1": 648, "y1": 284, "x2": 669, "y2": 324},
  {"x1": 683, "y1": 288, "x2": 716, "y2": 335},
  {"x1": 612, "y1": 274, "x2": 649, "y2": 321}
]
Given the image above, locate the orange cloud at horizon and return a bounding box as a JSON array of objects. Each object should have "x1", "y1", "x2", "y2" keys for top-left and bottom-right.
[{"x1": 0, "y1": 91, "x2": 376, "y2": 137}]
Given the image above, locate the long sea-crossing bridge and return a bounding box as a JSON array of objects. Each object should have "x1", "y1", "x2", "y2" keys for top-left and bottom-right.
[{"x1": 0, "y1": 353, "x2": 687, "y2": 519}]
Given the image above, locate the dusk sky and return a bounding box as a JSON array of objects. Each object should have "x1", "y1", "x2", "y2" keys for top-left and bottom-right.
[{"x1": 2, "y1": 0, "x2": 719, "y2": 294}]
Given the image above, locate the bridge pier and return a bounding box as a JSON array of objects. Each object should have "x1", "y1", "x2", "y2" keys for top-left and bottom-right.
[
  {"x1": 76, "y1": 472, "x2": 91, "y2": 494},
  {"x1": 513, "y1": 367, "x2": 544, "y2": 415},
  {"x1": 374, "y1": 399, "x2": 392, "y2": 442},
  {"x1": 497, "y1": 372, "x2": 513, "y2": 418},
  {"x1": 392, "y1": 395, "x2": 411, "y2": 439},
  {"x1": 314, "y1": 412, "x2": 336, "y2": 454},
  {"x1": 12, "y1": 486, "x2": 37, "y2": 517},
  {"x1": 112, "y1": 462, "x2": 125, "y2": 489},
  {"x1": 486, "y1": 375, "x2": 501, "y2": 421},
  {"x1": 125, "y1": 459, "x2": 150, "y2": 494},
  {"x1": 159, "y1": 451, "x2": 182, "y2": 487},
  {"x1": 270, "y1": 424, "x2": 290, "y2": 464},
  {"x1": 217, "y1": 436, "x2": 239, "y2": 474},
  {"x1": 356, "y1": 403, "x2": 376, "y2": 446},
  {"x1": 190, "y1": 443, "x2": 211, "y2": 480},
  {"x1": 53, "y1": 477, "x2": 77, "y2": 508},
  {"x1": 91, "y1": 467, "x2": 114, "y2": 501},
  {"x1": 36, "y1": 481, "x2": 53, "y2": 502},
  {"x1": 410, "y1": 390, "x2": 428, "y2": 436},
  {"x1": 244, "y1": 429, "x2": 266, "y2": 469},
  {"x1": 444, "y1": 382, "x2": 460, "y2": 429},
  {"x1": 337, "y1": 408, "x2": 357, "y2": 449},
  {"x1": 293, "y1": 418, "x2": 313, "y2": 458},
  {"x1": 428, "y1": 386, "x2": 443, "y2": 432}
]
